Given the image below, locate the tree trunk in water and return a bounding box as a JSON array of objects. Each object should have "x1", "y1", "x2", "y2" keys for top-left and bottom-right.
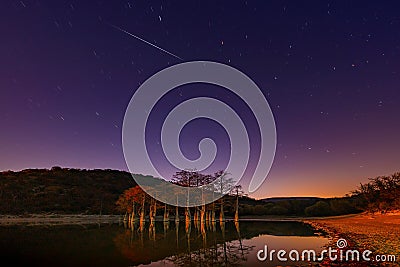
[
  {"x1": 163, "y1": 203, "x2": 169, "y2": 222},
  {"x1": 185, "y1": 207, "x2": 191, "y2": 223},
  {"x1": 193, "y1": 208, "x2": 198, "y2": 222},
  {"x1": 175, "y1": 206, "x2": 179, "y2": 222},
  {"x1": 234, "y1": 209, "x2": 239, "y2": 223},
  {"x1": 150, "y1": 199, "x2": 156, "y2": 224},
  {"x1": 140, "y1": 197, "x2": 145, "y2": 231},
  {"x1": 149, "y1": 201, "x2": 152, "y2": 224},
  {"x1": 130, "y1": 213, "x2": 134, "y2": 224},
  {"x1": 220, "y1": 199, "x2": 225, "y2": 222},
  {"x1": 234, "y1": 196, "x2": 239, "y2": 222},
  {"x1": 200, "y1": 205, "x2": 205, "y2": 225},
  {"x1": 195, "y1": 208, "x2": 200, "y2": 222},
  {"x1": 211, "y1": 202, "x2": 216, "y2": 222},
  {"x1": 206, "y1": 211, "x2": 210, "y2": 229},
  {"x1": 123, "y1": 212, "x2": 128, "y2": 228},
  {"x1": 130, "y1": 202, "x2": 136, "y2": 228}
]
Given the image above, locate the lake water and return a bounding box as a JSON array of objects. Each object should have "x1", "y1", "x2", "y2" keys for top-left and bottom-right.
[{"x1": 0, "y1": 220, "x2": 328, "y2": 266}]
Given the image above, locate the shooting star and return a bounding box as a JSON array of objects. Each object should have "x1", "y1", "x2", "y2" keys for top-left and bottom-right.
[{"x1": 108, "y1": 23, "x2": 183, "y2": 61}]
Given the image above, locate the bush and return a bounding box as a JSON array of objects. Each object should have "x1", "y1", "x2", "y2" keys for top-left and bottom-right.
[
  {"x1": 269, "y1": 205, "x2": 289, "y2": 215},
  {"x1": 305, "y1": 201, "x2": 332, "y2": 216},
  {"x1": 253, "y1": 205, "x2": 268, "y2": 215},
  {"x1": 329, "y1": 198, "x2": 357, "y2": 215}
]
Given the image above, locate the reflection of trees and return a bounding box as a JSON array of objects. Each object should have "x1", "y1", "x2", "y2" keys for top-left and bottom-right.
[
  {"x1": 114, "y1": 221, "x2": 254, "y2": 266},
  {"x1": 168, "y1": 221, "x2": 253, "y2": 266},
  {"x1": 235, "y1": 221, "x2": 245, "y2": 261},
  {"x1": 114, "y1": 220, "x2": 317, "y2": 265}
]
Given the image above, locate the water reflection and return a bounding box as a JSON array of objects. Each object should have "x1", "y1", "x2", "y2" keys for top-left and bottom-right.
[
  {"x1": 116, "y1": 220, "x2": 253, "y2": 266},
  {"x1": 0, "y1": 221, "x2": 327, "y2": 267},
  {"x1": 114, "y1": 220, "x2": 326, "y2": 266}
]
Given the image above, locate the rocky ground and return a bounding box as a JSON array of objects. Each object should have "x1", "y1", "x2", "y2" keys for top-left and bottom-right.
[{"x1": 305, "y1": 213, "x2": 400, "y2": 266}]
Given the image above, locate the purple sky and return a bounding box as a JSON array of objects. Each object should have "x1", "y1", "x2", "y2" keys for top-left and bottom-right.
[{"x1": 1, "y1": 1, "x2": 400, "y2": 198}]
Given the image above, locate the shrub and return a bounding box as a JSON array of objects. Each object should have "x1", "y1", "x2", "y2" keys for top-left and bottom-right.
[{"x1": 305, "y1": 201, "x2": 332, "y2": 216}]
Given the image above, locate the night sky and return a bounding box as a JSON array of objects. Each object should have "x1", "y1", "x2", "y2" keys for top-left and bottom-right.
[{"x1": 1, "y1": 1, "x2": 400, "y2": 198}]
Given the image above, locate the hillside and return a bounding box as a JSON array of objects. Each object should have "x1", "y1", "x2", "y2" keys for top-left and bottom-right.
[
  {"x1": 261, "y1": 197, "x2": 323, "y2": 203},
  {"x1": 0, "y1": 167, "x2": 137, "y2": 214}
]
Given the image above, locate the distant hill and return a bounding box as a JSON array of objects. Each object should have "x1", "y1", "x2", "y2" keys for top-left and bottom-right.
[
  {"x1": 0, "y1": 167, "x2": 142, "y2": 214},
  {"x1": 261, "y1": 197, "x2": 323, "y2": 203}
]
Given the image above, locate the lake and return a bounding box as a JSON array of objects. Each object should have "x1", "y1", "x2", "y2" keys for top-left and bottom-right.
[{"x1": 0, "y1": 220, "x2": 328, "y2": 266}]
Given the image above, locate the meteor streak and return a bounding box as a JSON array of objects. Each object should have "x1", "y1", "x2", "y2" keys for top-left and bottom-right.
[{"x1": 108, "y1": 23, "x2": 183, "y2": 61}]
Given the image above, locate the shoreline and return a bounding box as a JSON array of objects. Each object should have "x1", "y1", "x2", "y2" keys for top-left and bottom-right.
[
  {"x1": 0, "y1": 214, "x2": 121, "y2": 226},
  {"x1": 303, "y1": 213, "x2": 400, "y2": 266},
  {"x1": 0, "y1": 213, "x2": 361, "y2": 225}
]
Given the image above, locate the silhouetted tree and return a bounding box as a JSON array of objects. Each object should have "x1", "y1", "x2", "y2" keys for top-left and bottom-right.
[{"x1": 353, "y1": 172, "x2": 400, "y2": 213}]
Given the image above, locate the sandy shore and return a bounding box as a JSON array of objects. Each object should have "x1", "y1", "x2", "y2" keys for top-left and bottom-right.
[
  {"x1": 0, "y1": 214, "x2": 121, "y2": 226},
  {"x1": 305, "y1": 213, "x2": 400, "y2": 266}
]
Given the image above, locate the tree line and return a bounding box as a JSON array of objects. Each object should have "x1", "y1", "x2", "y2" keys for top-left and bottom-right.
[{"x1": 1, "y1": 167, "x2": 398, "y2": 216}]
